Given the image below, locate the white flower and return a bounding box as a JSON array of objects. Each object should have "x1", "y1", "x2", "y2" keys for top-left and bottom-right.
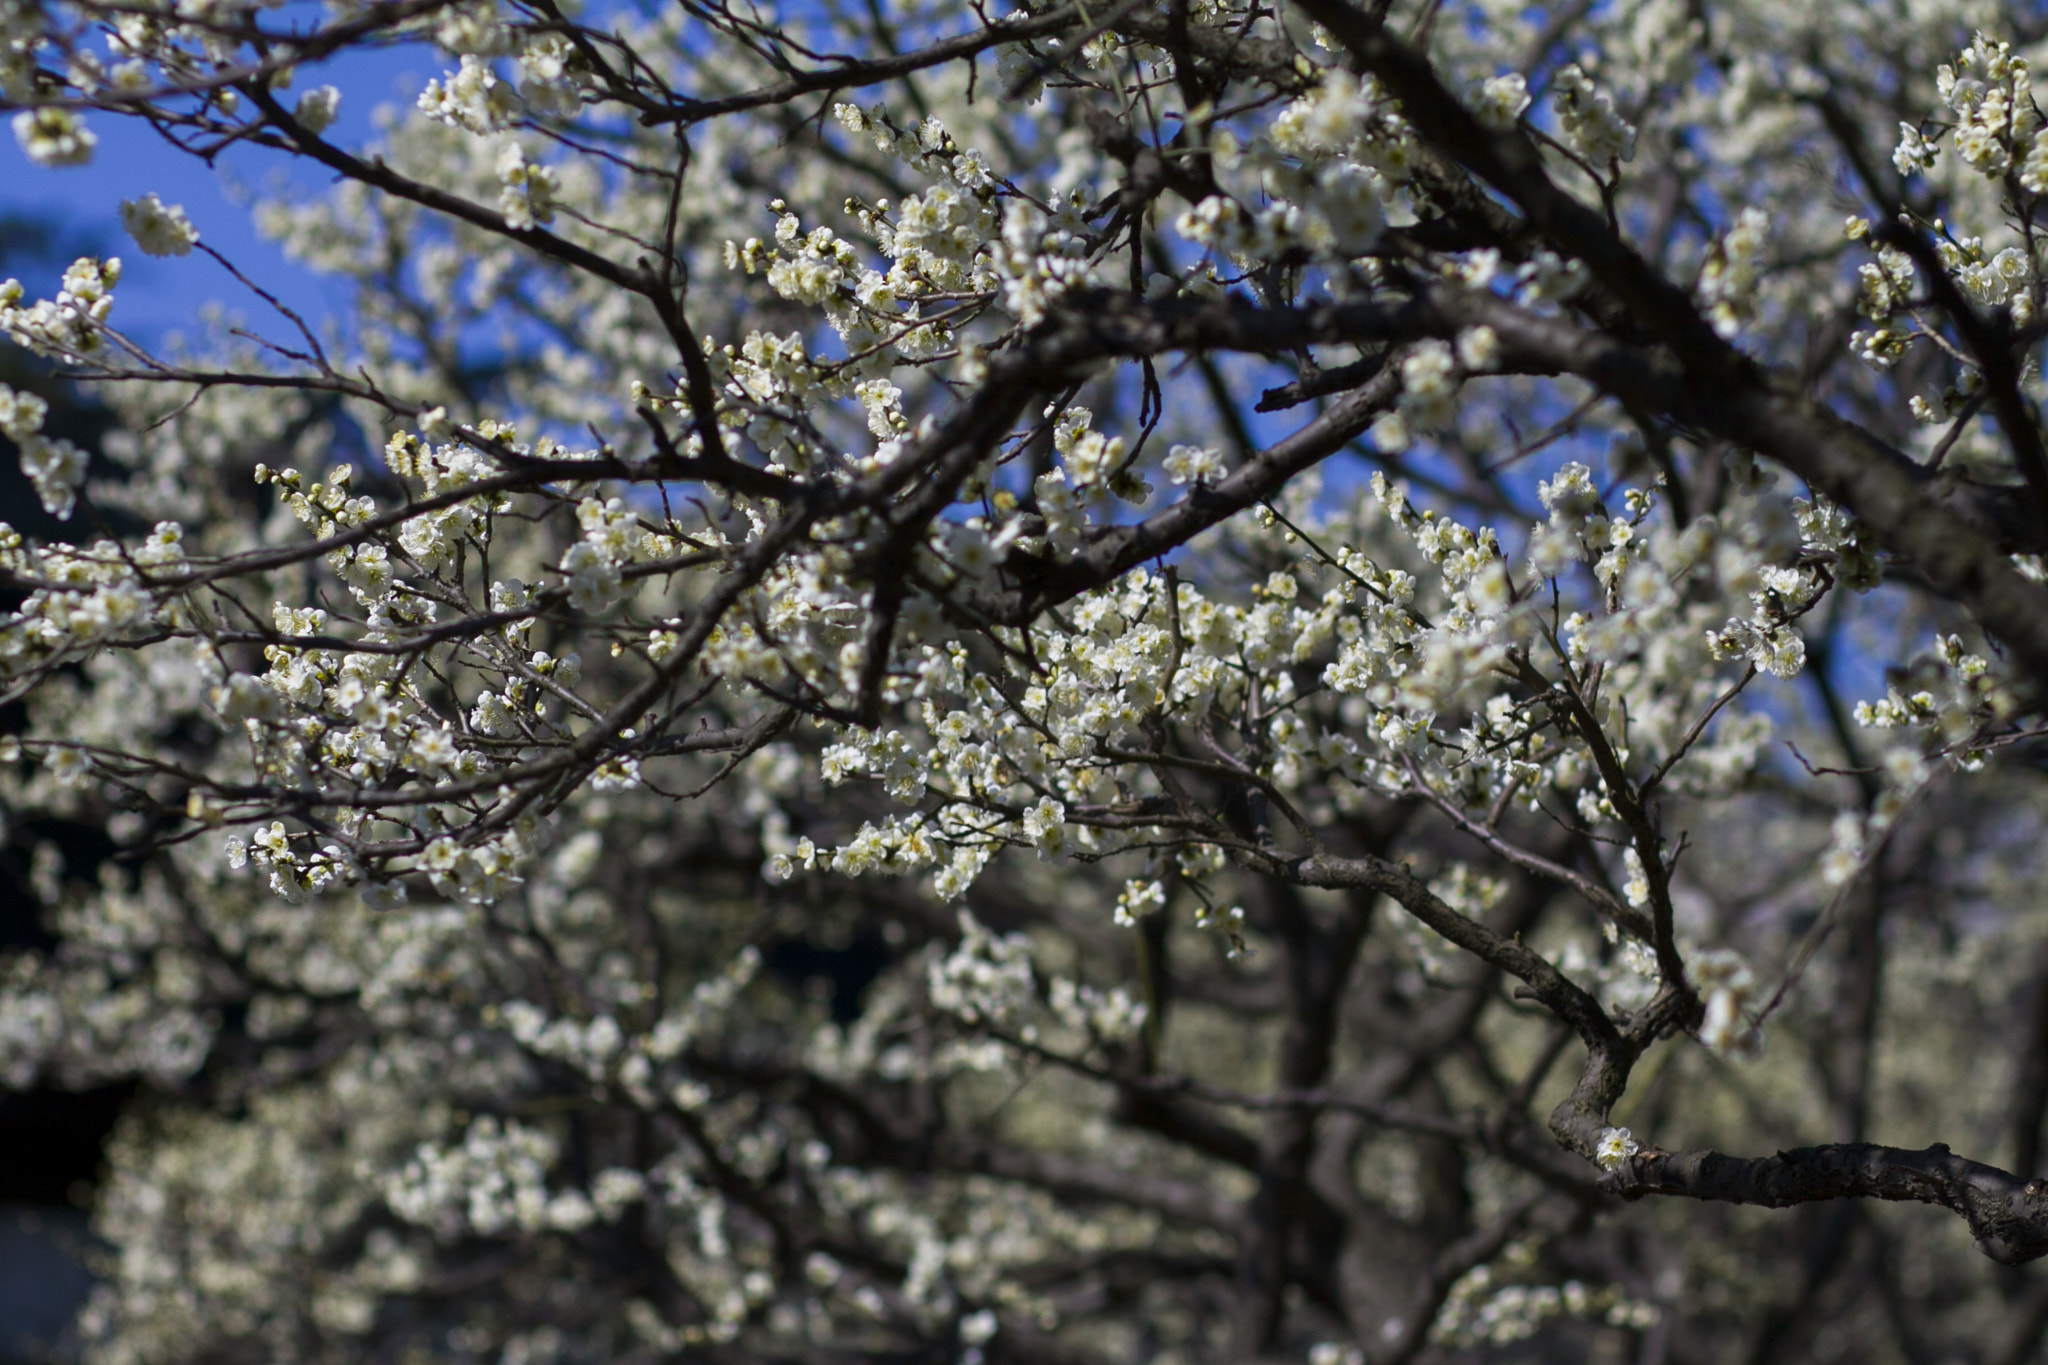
[
  {"x1": 489, "y1": 578, "x2": 529, "y2": 613},
  {"x1": 0, "y1": 385, "x2": 48, "y2": 441},
  {"x1": 411, "y1": 727, "x2": 460, "y2": 770},
  {"x1": 45, "y1": 745, "x2": 91, "y2": 786},
  {"x1": 562, "y1": 541, "x2": 623, "y2": 615},
  {"x1": 961, "y1": 1310, "x2": 998, "y2": 1346},
  {"x1": 1693, "y1": 949, "x2": 1761, "y2": 1054},
  {"x1": 120, "y1": 195, "x2": 199, "y2": 257},
  {"x1": 1113, "y1": 877, "x2": 1166, "y2": 927},
  {"x1": 1621, "y1": 847, "x2": 1651, "y2": 908},
  {"x1": 13, "y1": 108, "x2": 96, "y2": 166},
  {"x1": 19, "y1": 434, "x2": 88, "y2": 518},
  {"x1": 418, "y1": 53, "x2": 519, "y2": 134},
  {"x1": 294, "y1": 85, "x2": 341, "y2": 134},
  {"x1": 1163, "y1": 443, "x2": 1225, "y2": 486},
  {"x1": 1700, "y1": 989, "x2": 1749, "y2": 1052},
  {"x1": 590, "y1": 757, "x2": 641, "y2": 792},
  {"x1": 1369, "y1": 410, "x2": 1410, "y2": 452},
  {"x1": 1398, "y1": 340, "x2": 1459, "y2": 431},
  {"x1": 1471, "y1": 73, "x2": 1531, "y2": 130},
  {"x1": 1455, "y1": 325, "x2": 1500, "y2": 371},
  {"x1": 1595, "y1": 1126, "x2": 1639, "y2": 1171},
  {"x1": 1551, "y1": 65, "x2": 1635, "y2": 164},
  {"x1": 495, "y1": 142, "x2": 559, "y2": 230},
  {"x1": 1021, "y1": 796, "x2": 1067, "y2": 861},
  {"x1": 1819, "y1": 811, "x2": 1864, "y2": 887},
  {"x1": 470, "y1": 691, "x2": 519, "y2": 737}
]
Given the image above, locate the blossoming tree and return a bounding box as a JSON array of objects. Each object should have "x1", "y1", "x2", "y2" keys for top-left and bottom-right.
[{"x1": 6, "y1": 0, "x2": 2048, "y2": 1358}]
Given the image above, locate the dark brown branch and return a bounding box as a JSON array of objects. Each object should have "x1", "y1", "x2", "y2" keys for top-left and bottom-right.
[
  {"x1": 640, "y1": 5, "x2": 1086, "y2": 125},
  {"x1": 643, "y1": 705, "x2": 797, "y2": 755},
  {"x1": 1276, "y1": 849, "x2": 1622, "y2": 1054},
  {"x1": 1609, "y1": 1142, "x2": 2048, "y2": 1265}
]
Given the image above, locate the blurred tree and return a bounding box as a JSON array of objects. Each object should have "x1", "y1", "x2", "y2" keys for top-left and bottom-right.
[{"x1": 5, "y1": 2, "x2": 2048, "y2": 1364}]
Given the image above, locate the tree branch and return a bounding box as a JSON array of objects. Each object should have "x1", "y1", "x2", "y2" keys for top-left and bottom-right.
[{"x1": 1609, "y1": 1142, "x2": 2048, "y2": 1265}]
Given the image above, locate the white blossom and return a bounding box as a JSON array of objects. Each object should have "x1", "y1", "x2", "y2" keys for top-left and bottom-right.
[
  {"x1": 13, "y1": 107, "x2": 95, "y2": 166},
  {"x1": 120, "y1": 194, "x2": 199, "y2": 257},
  {"x1": 294, "y1": 85, "x2": 342, "y2": 134}
]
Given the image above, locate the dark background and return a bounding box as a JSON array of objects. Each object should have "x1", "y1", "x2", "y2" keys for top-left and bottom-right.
[{"x1": 0, "y1": 212, "x2": 123, "y2": 1365}]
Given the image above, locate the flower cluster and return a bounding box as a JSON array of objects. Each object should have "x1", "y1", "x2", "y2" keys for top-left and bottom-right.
[
  {"x1": 1, "y1": 256, "x2": 119, "y2": 360},
  {"x1": 119, "y1": 194, "x2": 199, "y2": 258},
  {"x1": 1, "y1": 5, "x2": 2045, "y2": 1362},
  {"x1": 1551, "y1": 65, "x2": 1637, "y2": 165},
  {"x1": 0, "y1": 382, "x2": 88, "y2": 517},
  {"x1": 1432, "y1": 1245, "x2": 1661, "y2": 1349},
  {"x1": 13, "y1": 106, "x2": 95, "y2": 166}
]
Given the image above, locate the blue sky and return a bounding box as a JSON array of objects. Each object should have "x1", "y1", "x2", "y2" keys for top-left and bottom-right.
[{"x1": 2, "y1": 37, "x2": 434, "y2": 344}]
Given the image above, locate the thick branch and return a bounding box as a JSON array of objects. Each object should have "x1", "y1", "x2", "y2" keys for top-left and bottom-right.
[
  {"x1": 1278, "y1": 849, "x2": 1622, "y2": 1053},
  {"x1": 1609, "y1": 1142, "x2": 2048, "y2": 1266}
]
